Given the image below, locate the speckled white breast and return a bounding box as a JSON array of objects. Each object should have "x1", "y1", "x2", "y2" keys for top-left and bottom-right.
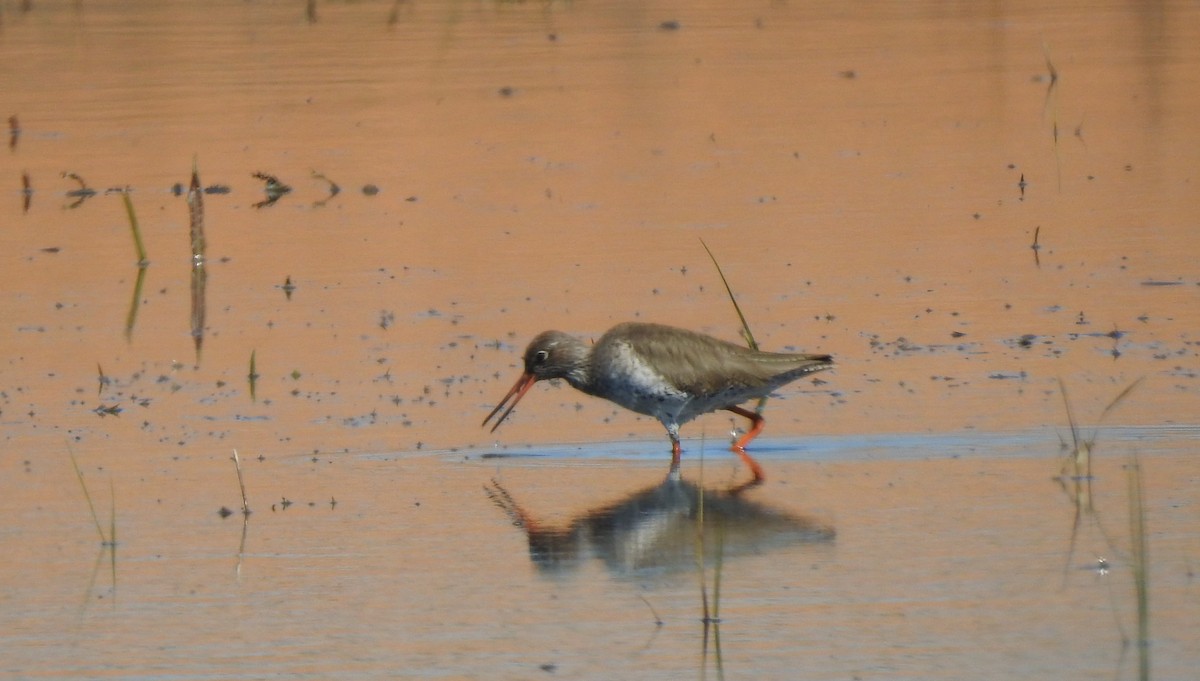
[{"x1": 593, "y1": 341, "x2": 691, "y2": 426}]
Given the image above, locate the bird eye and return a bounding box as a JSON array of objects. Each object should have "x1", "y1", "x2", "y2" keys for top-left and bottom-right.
[{"x1": 533, "y1": 349, "x2": 549, "y2": 364}]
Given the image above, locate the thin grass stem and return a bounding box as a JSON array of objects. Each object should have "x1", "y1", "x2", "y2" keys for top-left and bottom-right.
[
  {"x1": 699, "y1": 238, "x2": 757, "y2": 350},
  {"x1": 1127, "y1": 455, "x2": 1150, "y2": 681},
  {"x1": 67, "y1": 444, "x2": 107, "y2": 544},
  {"x1": 699, "y1": 238, "x2": 766, "y2": 418},
  {"x1": 121, "y1": 191, "x2": 148, "y2": 266},
  {"x1": 232, "y1": 449, "x2": 251, "y2": 517}
]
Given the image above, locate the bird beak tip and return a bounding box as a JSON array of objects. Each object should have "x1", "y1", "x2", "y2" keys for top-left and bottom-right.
[{"x1": 482, "y1": 372, "x2": 536, "y2": 432}]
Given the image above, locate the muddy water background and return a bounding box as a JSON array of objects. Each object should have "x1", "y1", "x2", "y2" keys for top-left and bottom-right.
[{"x1": 2, "y1": 1, "x2": 1198, "y2": 679}]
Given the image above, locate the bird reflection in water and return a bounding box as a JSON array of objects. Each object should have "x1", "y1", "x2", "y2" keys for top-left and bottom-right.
[{"x1": 485, "y1": 469, "x2": 834, "y2": 576}]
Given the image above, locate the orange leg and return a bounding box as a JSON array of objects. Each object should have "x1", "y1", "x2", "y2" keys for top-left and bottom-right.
[{"x1": 725, "y1": 406, "x2": 766, "y2": 482}]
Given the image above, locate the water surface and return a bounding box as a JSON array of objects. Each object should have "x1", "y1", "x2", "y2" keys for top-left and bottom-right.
[{"x1": 2, "y1": 1, "x2": 1198, "y2": 678}]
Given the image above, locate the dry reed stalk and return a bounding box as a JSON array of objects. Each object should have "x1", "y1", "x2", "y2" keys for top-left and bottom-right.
[
  {"x1": 232, "y1": 449, "x2": 251, "y2": 517},
  {"x1": 187, "y1": 160, "x2": 207, "y2": 362}
]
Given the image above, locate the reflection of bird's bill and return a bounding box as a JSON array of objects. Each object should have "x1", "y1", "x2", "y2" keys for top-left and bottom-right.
[{"x1": 482, "y1": 371, "x2": 537, "y2": 432}]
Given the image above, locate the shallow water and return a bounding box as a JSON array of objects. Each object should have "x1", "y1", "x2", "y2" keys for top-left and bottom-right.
[{"x1": 2, "y1": 1, "x2": 1198, "y2": 679}]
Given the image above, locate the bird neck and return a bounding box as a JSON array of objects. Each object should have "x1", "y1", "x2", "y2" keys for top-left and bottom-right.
[{"x1": 558, "y1": 338, "x2": 595, "y2": 392}]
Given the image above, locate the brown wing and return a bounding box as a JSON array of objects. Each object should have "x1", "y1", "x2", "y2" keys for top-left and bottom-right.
[{"x1": 602, "y1": 322, "x2": 832, "y2": 397}]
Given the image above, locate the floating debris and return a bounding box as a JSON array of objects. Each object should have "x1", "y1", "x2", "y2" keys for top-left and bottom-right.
[
  {"x1": 311, "y1": 170, "x2": 340, "y2": 207},
  {"x1": 280, "y1": 275, "x2": 296, "y2": 300},
  {"x1": 8, "y1": 115, "x2": 19, "y2": 151},
  {"x1": 93, "y1": 404, "x2": 122, "y2": 417},
  {"x1": 252, "y1": 171, "x2": 291, "y2": 208},
  {"x1": 173, "y1": 182, "x2": 232, "y2": 196},
  {"x1": 21, "y1": 171, "x2": 32, "y2": 212},
  {"x1": 62, "y1": 171, "x2": 97, "y2": 209},
  {"x1": 988, "y1": 371, "x2": 1027, "y2": 380}
]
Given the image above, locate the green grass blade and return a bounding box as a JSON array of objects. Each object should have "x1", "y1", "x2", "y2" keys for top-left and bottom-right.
[
  {"x1": 699, "y1": 238, "x2": 757, "y2": 350},
  {"x1": 700, "y1": 238, "x2": 767, "y2": 414},
  {"x1": 121, "y1": 191, "x2": 148, "y2": 265},
  {"x1": 124, "y1": 262, "x2": 148, "y2": 342}
]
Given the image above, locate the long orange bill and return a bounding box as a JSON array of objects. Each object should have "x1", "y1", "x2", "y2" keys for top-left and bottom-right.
[{"x1": 482, "y1": 372, "x2": 538, "y2": 432}]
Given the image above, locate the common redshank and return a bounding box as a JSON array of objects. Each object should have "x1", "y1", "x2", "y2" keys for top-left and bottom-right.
[{"x1": 482, "y1": 322, "x2": 833, "y2": 481}]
